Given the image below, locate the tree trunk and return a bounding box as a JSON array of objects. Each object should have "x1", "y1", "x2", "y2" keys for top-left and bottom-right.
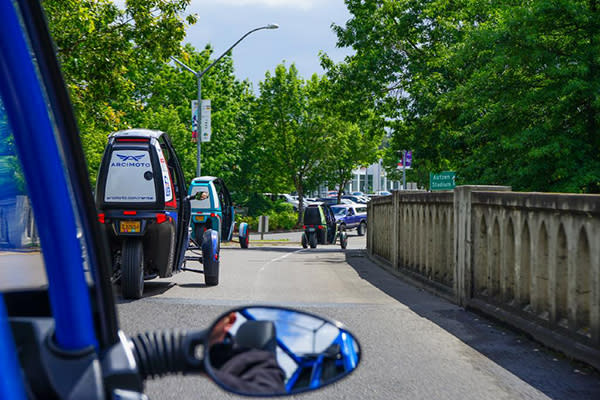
[{"x1": 296, "y1": 181, "x2": 304, "y2": 225}]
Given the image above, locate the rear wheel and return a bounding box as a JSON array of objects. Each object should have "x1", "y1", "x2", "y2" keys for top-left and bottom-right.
[
  {"x1": 203, "y1": 230, "x2": 220, "y2": 286},
  {"x1": 239, "y1": 222, "x2": 249, "y2": 249},
  {"x1": 340, "y1": 231, "x2": 348, "y2": 249},
  {"x1": 357, "y1": 221, "x2": 367, "y2": 236},
  {"x1": 301, "y1": 233, "x2": 308, "y2": 248},
  {"x1": 240, "y1": 234, "x2": 249, "y2": 248},
  {"x1": 121, "y1": 239, "x2": 144, "y2": 299},
  {"x1": 309, "y1": 232, "x2": 317, "y2": 248}
]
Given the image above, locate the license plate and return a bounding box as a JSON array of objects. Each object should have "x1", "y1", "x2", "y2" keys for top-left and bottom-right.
[
  {"x1": 307, "y1": 227, "x2": 316, "y2": 232},
  {"x1": 120, "y1": 221, "x2": 140, "y2": 233},
  {"x1": 195, "y1": 215, "x2": 205, "y2": 222}
]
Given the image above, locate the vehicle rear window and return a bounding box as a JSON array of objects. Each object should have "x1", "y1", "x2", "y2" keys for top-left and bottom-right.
[
  {"x1": 190, "y1": 185, "x2": 219, "y2": 209},
  {"x1": 331, "y1": 207, "x2": 346, "y2": 216},
  {"x1": 104, "y1": 149, "x2": 156, "y2": 202},
  {"x1": 355, "y1": 207, "x2": 367, "y2": 214},
  {"x1": 303, "y1": 207, "x2": 321, "y2": 225}
]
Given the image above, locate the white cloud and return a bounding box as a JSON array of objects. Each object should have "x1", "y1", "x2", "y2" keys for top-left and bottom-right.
[{"x1": 192, "y1": 0, "x2": 320, "y2": 11}]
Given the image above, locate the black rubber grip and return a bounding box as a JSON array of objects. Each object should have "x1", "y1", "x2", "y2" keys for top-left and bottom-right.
[{"x1": 131, "y1": 330, "x2": 188, "y2": 380}]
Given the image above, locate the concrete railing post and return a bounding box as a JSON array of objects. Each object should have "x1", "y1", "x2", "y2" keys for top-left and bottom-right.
[
  {"x1": 454, "y1": 186, "x2": 511, "y2": 306},
  {"x1": 367, "y1": 200, "x2": 373, "y2": 257},
  {"x1": 391, "y1": 191, "x2": 399, "y2": 270}
]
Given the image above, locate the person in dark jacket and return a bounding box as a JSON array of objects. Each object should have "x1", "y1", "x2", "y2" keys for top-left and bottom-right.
[{"x1": 208, "y1": 313, "x2": 286, "y2": 395}]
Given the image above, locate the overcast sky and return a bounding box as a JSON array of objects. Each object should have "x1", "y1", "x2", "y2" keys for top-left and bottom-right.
[{"x1": 183, "y1": 0, "x2": 354, "y2": 91}]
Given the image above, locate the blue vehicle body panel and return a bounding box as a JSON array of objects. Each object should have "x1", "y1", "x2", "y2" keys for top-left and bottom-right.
[
  {"x1": 189, "y1": 176, "x2": 235, "y2": 243},
  {"x1": 0, "y1": 0, "x2": 97, "y2": 352},
  {"x1": 239, "y1": 222, "x2": 249, "y2": 238},
  {"x1": 0, "y1": 294, "x2": 27, "y2": 400}
]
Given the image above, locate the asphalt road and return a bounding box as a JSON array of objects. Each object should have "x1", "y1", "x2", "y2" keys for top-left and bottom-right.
[{"x1": 116, "y1": 231, "x2": 600, "y2": 400}]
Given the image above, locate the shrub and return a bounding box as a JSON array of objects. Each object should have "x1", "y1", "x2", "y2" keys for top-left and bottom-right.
[{"x1": 235, "y1": 210, "x2": 299, "y2": 232}]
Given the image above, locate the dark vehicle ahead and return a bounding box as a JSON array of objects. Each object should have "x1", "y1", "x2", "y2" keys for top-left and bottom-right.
[
  {"x1": 331, "y1": 204, "x2": 368, "y2": 236},
  {"x1": 95, "y1": 129, "x2": 192, "y2": 298},
  {"x1": 301, "y1": 204, "x2": 347, "y2": 249}
]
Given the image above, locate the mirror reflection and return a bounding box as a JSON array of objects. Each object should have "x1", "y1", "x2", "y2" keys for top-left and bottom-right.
[{"x1": 206, "y1": 306, "x2": 360, "y2": 396}]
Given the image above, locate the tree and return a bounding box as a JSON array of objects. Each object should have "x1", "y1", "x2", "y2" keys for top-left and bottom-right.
[
  {"x1": 253, "y1": 65, "x2": 336, "y2": 220},
  {"x1": 331, "y1": 0, "x2": 600, "y2": 192},
  {"x1": 42, "y1": 0, "x2": 195, "y2": 185},
  {"x1": 437, "y1": 0, "x2": 600, "y2": 192},
  {"x1": 309, "y1": 70, "x2": 383, "y2": 202}
]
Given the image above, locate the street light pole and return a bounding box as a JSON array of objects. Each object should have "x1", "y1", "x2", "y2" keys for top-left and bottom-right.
[{"x1": 171, "y1": 23, "x2": 279, "y2": 177}]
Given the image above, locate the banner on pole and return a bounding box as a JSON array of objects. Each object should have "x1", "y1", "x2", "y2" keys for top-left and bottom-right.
[
  {"x1": 191, "y1": 100, "x2": 198, "y2": 142},
  {"x1": 397, "y1": 150, "x2": 412, "y2": 169},
  {"x1": 200, "y1": 100, "x2": 211, "y2": 142}
]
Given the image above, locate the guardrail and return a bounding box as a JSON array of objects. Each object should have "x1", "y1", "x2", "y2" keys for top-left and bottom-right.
[{"x1": 367, "y1": 186, "x2": 600, "y2": 369}]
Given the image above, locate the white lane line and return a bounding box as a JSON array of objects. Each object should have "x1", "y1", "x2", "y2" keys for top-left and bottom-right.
[{"x1": 258, "y1": 249, "x2": 305, "y2": 273}]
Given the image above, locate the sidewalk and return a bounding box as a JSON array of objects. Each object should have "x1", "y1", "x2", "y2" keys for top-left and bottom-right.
[{"x1": 221, "y1": 230, "x2": 301, "y2": 247}]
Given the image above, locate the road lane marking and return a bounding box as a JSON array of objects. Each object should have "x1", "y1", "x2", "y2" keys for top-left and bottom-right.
[{"x1": 258, "y1": 248, "x2": 305, "y2": 273}]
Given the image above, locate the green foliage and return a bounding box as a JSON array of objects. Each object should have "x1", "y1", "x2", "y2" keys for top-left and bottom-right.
[
  {"x1": 236, "y1": 209, "x2": 298, "y2": 232},
  {"x1": 42, "y1": 0, "x2": 194, "y2": 186},
  {"x1": 330, "y1": 0, "x2": 600, "y2": 193},
  {"x1": 41, "y1": 1, "x2": 387, "y2": 207}
]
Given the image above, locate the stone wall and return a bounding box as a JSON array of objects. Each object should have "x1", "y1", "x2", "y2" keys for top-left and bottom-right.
[{"x1": 367, "y1": 186, "x2": 600, "y2": 369}]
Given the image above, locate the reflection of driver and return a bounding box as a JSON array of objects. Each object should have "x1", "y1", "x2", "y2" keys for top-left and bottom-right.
[{"x1": 209, "y1": 313, "x2": 286, "y2": 395}]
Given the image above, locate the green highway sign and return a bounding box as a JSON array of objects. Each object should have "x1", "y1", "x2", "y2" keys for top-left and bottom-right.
[{"x1": 430, "y1": 171, "x2": 456, "y2": 191}]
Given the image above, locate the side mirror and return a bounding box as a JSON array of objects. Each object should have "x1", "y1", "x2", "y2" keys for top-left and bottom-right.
[{"x1": 205, "y1": 306, "x2": 361, "y2": 396}]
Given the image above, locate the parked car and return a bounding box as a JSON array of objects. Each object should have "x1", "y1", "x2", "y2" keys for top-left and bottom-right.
[
  {"x1": 266, "y1": 193, "x2": 314, "y2": 211},
  {"x1": 95, "y1": 129, "x2": 192, "y2": 298},
  {"x1": 331, "y1": 204, "x2": 368, "y2": 236},
  {"x1": 279, "y1": 193, "x2": 300, "y2": 210},
  {"x1": 317, "y1": 197, "x2": 355, "y2": 206},
  {"x1": 342, "y1": 195, "x2": 369, "y2": 204},
  {"x1": 301, "y1": 204, "x2": 347, "y2": 249}
]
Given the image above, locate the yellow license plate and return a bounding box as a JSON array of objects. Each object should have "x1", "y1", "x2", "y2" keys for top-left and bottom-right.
[
  {"x1": 120, "y1": 221, "x2": 140, "y2": 233},
  {"x1": 194, "y1": 215, "x2": 205, "y2": 222}
]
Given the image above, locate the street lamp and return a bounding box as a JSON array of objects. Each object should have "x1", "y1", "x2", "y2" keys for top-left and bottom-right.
[{"x1": 171, "y1": 23, "x2": 279, "y2": 177}]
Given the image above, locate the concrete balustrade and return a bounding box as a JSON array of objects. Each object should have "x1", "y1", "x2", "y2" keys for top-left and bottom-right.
[{"x1": 367, "y1": 186, "x2": 600, "y2": 369}]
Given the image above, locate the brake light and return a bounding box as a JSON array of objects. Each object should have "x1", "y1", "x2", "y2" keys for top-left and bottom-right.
[
  {"x1": 165, "y1": 198, "x2": 177, "y2": 208},
  {"x1": 318, "y1": 225, "x2": 324, "y2": 229},
  {"x1": 303, "y1": 225, "x2": 306, "y2": 229},
  {"x1": 210, "y1": 213, "x2": 216, "y2": 217},
  {"x1": 123, "y1": 211, "x2": 137, "y2": 215},
  {"x1": 98, "y1": 213, "x2": 105, "y2": 224},
  {"x1": 156, "y1": 214, "x2": 168, "y2": 224}
]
